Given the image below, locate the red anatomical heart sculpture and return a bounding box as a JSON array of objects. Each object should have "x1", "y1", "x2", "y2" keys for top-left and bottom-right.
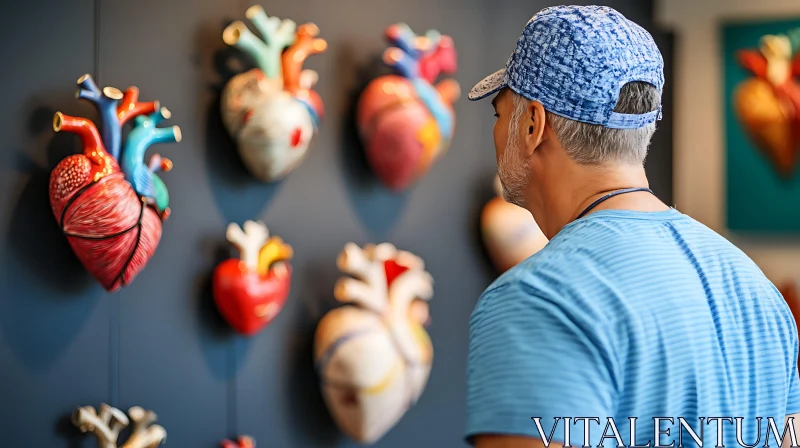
[
  {"x1": 357, "y1": 24, "x2": 459, "y2": 190},
  {"x1": 734, "y1": 29, "x2": 800, "y2": 176},
  {"x1": 213, "y1": 220, "x2": 293, "y2": 335},
  {"x1": 50, "y1": 74, "x2": 180, "y2": 292}
]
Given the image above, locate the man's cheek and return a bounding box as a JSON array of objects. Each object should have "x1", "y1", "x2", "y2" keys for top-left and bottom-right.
[{"x1": 493, "y1": 128, "x2": 505, "y2": 162}]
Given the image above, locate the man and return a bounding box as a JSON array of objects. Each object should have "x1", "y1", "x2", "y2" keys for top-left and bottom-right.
[{"x1": 465, "y1": 5, "x2": 800, "y2": 448}]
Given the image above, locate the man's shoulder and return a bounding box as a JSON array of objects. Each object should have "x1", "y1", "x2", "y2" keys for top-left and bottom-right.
[
  {"x1": 470, "y1": 209, "x2": 766, "y2": 330},
  {"x1": 470, "y1": 257, "x2": 592, "y2": 330}
]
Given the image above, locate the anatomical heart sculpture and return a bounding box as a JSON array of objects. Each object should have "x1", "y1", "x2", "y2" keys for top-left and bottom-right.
[
  {"x1": 481, "y1": 175, "x2": 548, "y2": 273},
  {"x1": 222, "y1": 5, "x2": 327, "y2": 182},
  {"x1": 213, "y1": 220, "x2": 293, "y2": 336},
  {"x1": 733, "y1": 27, "x2": 800, "y2": 176},
  {"x1": 72, "y1": 403, "x2": 166, "y2": 447},
  {"x1": 314, "y1": 243, "x2": 434, "y2": 444},
  {"x1": 50, "y1": 74, "x2": 180, "y2": 292},
  {"x1": 357, "y1": 24, "x2": 459, "y2": 190}
]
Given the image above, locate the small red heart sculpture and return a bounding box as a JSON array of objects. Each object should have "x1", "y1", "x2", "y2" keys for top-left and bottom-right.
[
  {"x1": 49, "y1": 74, "x2": 179, "y2": 292},
  {"x1": 357, "y1": 24, "x2": 459, "y2": 191},
  {"x1": 213, "y1": 221, "x2": 293, "y2": 336}
]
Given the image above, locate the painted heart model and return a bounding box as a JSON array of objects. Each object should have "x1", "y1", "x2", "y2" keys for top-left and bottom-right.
[
  {"x1": 481, "y1": 175, "x2": 548, "y2": 273},
  {"x1": 72, "y1": 403, "x2": 166, "y2": 448},
  {"x1": 357, "y1": 23, "x2": 460, "y2": 190},
  {"x1": 222, "y1": 5, "x2": 327, "y2": 182},
  {"x1": 50, "y1": 74, "x2": 180, "y2": 292},
  {"x1": 734, "y1": 28, "x2": 800, "y2": 176},
  {"x1": 221, "y1": 435, "x2": 255, "y2": 448},
  {"x1": 314, "y1": 242, "x2": 433, "y2": 444},
  {"x1": 213, "y1": 220, "x2": 293, "y2": 336}
]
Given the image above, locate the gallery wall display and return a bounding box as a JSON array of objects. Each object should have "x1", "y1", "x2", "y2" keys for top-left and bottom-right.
[
  {"x1": 213, "y1": 220, "x2": 293, "y2": 335},
  {"x1": 72, "y1": 403, "x2": 166, "y2": 447},
  {"x1": 49, "y1": 74, "x2": 181, "y2": 292},
  {"x1": 724, "y1": 19, "x2": 800, "y2": 232},
  {"x1": 357, "y1": 23, "x2": 459, "y2": 191},
  {"x1": 222, "y1": 5, "x2": 327, "y2": 182},
  {"x1": 221, "y1": 435, "x2": 255, "y2": 448},
  {"x1": 480, "y1": 175, "x2": 548, "y2": 272},
  {"x1": 314, "y1": 242, "x2": 434, "y2": 444}
]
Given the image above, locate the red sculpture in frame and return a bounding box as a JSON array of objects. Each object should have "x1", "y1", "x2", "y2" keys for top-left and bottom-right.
[{"x1": 734, "y1": 28, "x2": 800, "y2": 176}]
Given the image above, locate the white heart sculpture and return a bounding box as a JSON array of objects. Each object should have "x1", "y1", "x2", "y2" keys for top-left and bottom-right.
[
  {"x1": 481, "y1": 175, "x2": 548, "y2": 273},
  {"x1": 314, "y1": 242, "x2": 434, "y2": 444}
]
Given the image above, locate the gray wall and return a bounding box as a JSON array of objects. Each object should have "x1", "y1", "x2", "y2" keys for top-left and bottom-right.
[{"x1": 0, "y1": 0, "x2": 668, "y2": 446}]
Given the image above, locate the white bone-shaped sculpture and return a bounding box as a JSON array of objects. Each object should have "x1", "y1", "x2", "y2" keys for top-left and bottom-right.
[
  {"x1": 72, "y1": 404, "x2": 166, "y2": 448},
  {"x1": 314, "y1": 242, "x2": 434, "y2": 444},
  {"x1": 226, "y1": 220, "x2": 270, "y2": 270}
]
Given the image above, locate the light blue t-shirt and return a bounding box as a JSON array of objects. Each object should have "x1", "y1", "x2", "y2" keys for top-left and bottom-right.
[{"x1": 466, "y1": 208, "x2": 800, "y2": 447}]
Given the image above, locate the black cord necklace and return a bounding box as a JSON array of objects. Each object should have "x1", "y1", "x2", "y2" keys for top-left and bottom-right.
[{"x1": 575, "y1": 187, "x2": 655, "y2": 220}]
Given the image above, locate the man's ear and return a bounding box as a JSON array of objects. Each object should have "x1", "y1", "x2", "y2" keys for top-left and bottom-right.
[{"x1": 523, "y1": 101, "x2": 547, "y2": 157}]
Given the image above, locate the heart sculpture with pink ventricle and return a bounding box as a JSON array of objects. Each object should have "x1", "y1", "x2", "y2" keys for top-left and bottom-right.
[
  {"x1": 314, "y1": 242, "x2": 434, "y2": 444},
  {"x1": 733, "y1": 30, "x2": 800, "y2": 177},
  {"x1": 221, "y1": 6, "x2": 327, "y2": 182},
  {"x1": 49, "y1": 74, "x2": 181, "y2": 292},
  {"x1": 357, "y1": 24, "x2": 460, "y2": 191}
]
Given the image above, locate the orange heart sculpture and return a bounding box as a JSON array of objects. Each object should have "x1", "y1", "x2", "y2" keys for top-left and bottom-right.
[
  {"x1": 733, "y1": 32, "x2": 800, "y2": 176},
  {"x1": 480, "y1": 175, "x2": 548, "y2": 273}
]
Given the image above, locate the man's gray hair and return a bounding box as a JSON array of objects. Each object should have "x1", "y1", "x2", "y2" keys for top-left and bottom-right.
[{"x1": 509, "y1": 82, "x2": 660, "y2": 165}]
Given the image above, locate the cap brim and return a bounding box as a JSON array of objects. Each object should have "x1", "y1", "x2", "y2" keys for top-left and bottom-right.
[{"x1": 468, "y1": 68, "x2": 507, "y2": 101}]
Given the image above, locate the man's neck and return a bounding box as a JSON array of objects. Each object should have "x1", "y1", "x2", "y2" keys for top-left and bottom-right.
[{"x1": 530, "y1": 163, "x2": 668, "y2": 239}]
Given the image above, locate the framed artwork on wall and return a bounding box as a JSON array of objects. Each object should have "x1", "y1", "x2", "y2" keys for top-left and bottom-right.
[{"x1": 723, "y1": 17, "x2": 800, "y2": 232}]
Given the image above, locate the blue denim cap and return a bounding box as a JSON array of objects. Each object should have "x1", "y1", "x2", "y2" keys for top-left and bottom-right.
[{"x1": 469, "y1": 5, "x2": 664, "y2": 129}]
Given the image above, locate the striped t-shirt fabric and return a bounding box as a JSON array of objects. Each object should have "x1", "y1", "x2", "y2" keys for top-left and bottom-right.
[{"x1": 465, "y1": 208, "x2": 800, "y2": 447}]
